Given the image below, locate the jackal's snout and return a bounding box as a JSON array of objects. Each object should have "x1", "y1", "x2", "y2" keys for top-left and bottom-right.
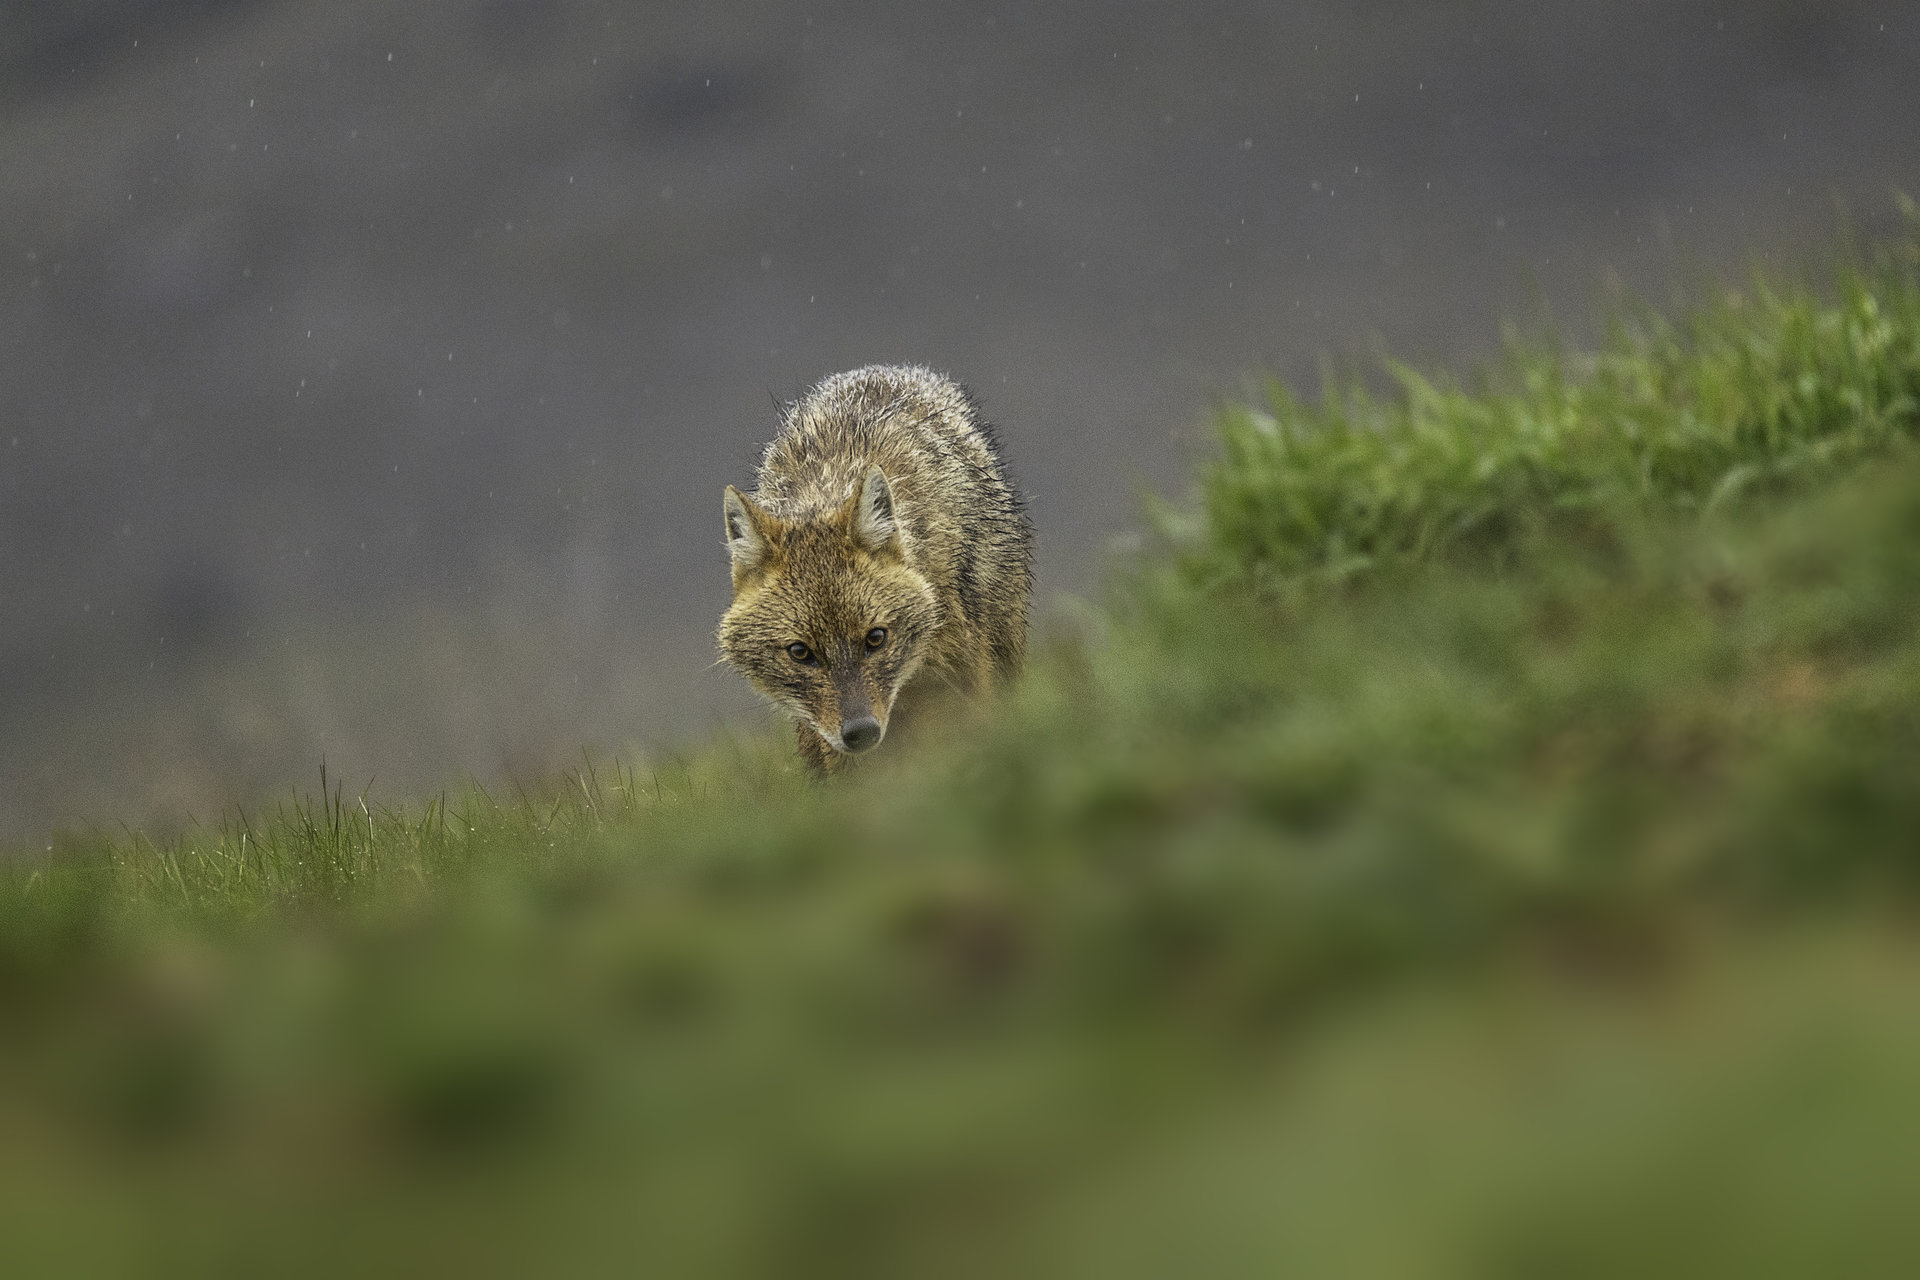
[
  {"x1": 839, "y1": 716, "x2": 883, "y2": 753},
  {"x1": 833, "y1": 673, "x2": 886, "y2": 754}
]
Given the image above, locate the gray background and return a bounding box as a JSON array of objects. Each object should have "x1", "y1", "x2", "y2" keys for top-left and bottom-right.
[{"x1": 3, "y1": 0, "x2": 1916, "y2": 839}]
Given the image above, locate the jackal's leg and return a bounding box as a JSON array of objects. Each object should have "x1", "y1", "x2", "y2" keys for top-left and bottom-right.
[
  {"x1": 882, "y1": 668, "x2": 986, "y2": 756},
  {"x1": 796, "y1": 719, "x2": 837, "y2": 777}
]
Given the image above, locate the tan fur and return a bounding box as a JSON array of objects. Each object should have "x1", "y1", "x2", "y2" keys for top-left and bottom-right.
[{"x1": 718, "y1": 365, "x2": 1033, "y2": 773}]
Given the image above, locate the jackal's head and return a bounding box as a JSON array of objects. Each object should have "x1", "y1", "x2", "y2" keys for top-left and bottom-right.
[{"x1": 717, "y1": 466, "x2": 940, "y2": 756}]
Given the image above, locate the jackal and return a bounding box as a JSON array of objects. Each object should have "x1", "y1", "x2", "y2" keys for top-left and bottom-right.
[{"x1": 718, "y1": 365, "x2": 1033, "y2": 773}]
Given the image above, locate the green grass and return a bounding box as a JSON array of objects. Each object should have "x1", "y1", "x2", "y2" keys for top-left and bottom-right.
[
  {"x1": 7, "y1": 225, "x2": 1920, "y2": 1277},
  {"x1": 1184, "y1": 208, "x2": 1920, "y2": 589}
]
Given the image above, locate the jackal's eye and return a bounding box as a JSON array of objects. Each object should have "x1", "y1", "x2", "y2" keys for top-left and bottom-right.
[
  {"x1": 785, "y1": 642, "x2": 815, "y2": 664},
  {"x1": 865, "y1": 627, "x2": 888, "y2": 651}
]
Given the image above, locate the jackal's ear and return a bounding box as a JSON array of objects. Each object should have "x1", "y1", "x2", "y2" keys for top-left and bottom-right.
[
  {"x1": 848, "y1": 465, "x2": 901, "y2": 555},
  {"x1": 723, "y1": 486, "x2": 776, "y2": 583}
]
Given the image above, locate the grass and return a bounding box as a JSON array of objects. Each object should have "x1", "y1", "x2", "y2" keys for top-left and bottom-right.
[
  {"x1": 6, "y1": 223, "x2": 1920, "y2": 1277},
  {"x1": 1183, "y1": 204, "x2": 1920, "y2": 589}
]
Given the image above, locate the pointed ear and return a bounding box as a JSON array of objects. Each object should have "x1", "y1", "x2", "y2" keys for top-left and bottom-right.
[
  {"x1": 848, "y1": 465, "x2": 901, "y2": 555},
  {"x1": 723, "y1": 486, "x2": 776, "y2": 584}
]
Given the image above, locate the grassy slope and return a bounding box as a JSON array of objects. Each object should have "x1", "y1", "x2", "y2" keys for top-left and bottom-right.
[{"x1": 5, "y1": 227, "x2": 1920, "y2": 1277}]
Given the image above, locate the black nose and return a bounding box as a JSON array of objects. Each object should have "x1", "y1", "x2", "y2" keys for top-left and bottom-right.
[{"x1": 840, "y1": 716, "x2": 883, "y2": 753}]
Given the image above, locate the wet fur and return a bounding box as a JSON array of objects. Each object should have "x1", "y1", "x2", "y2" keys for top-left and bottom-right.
[{"x1": 718, "y1": 365, "x2": 1033, "y2": 773}]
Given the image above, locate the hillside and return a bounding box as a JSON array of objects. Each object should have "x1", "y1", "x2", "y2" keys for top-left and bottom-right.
[{"x1": 5, "y1": 226, "x2": 1920, "y2": 1277}]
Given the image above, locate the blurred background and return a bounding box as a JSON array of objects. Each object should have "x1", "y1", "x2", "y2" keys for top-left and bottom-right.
[{"x1": 2, "y1": 0, "x2": 1915, "y2": 840}]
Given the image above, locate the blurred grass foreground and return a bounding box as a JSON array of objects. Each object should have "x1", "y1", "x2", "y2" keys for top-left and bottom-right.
[{"x1": 8, "y1": 224, "x2": 1920, "y2": 1277}]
